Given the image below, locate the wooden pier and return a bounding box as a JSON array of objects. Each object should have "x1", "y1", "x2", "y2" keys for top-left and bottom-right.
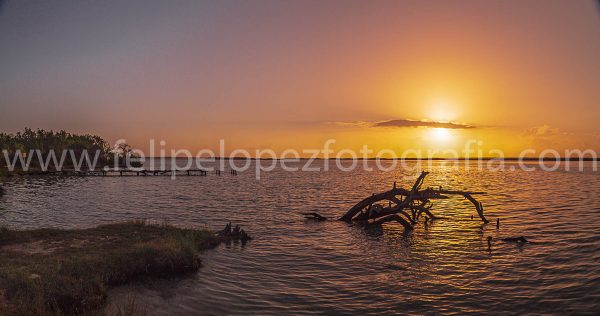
[{"x1": 5, "y1": 168, "x2": 239, "y2": 177}]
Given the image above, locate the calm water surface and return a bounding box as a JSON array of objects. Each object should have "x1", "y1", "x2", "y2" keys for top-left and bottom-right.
[{"x1": 1, "y1": 161, "x2": 599, "y2": 314}]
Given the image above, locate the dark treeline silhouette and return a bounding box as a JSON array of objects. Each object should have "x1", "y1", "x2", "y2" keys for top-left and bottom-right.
[{"x1": 0, "y1": 128, "x2": 137, "y2": 169}]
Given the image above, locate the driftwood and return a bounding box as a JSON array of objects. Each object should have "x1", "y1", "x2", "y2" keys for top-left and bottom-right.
[
  {"x1": 217, "y1": 222, "x2": 252, "y2": 242},
  {"x1": 339, "y1": 171, "x2": 489, "y2": 230},
  {"x1": 500, "y1": 236, "x2": 528, "y2": 243},
  {"x1": 302, "y1": 212, "x2": 327, "y2": 221}
]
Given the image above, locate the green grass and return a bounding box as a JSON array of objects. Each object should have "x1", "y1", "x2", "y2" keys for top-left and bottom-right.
[{"x1": 0, "y1": 221, "x2": 221, "y2": 315}]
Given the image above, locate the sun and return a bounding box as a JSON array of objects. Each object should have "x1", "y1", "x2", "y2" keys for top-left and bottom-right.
[{"x1": 430, "y1": 127, "x2": 451, "y2": 141}]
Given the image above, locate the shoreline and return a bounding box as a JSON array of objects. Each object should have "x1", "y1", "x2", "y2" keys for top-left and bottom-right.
[{"x1": 0, "y1": 221, "x2": 228, "y2": 315}]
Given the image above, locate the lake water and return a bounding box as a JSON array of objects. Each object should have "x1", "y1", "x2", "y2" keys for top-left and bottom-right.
[{"x1": 1, "y1": 160, "x2": 599, "y2": 314}]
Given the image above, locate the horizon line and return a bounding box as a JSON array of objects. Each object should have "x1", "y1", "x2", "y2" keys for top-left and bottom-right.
[{"x1": 144, "y1": 157, "x2": 599, "y2": 161}]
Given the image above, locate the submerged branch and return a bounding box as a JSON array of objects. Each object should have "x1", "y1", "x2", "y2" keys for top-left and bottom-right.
[{"x1": 339, "y1": 171, "x2": 490, "y2": 227}]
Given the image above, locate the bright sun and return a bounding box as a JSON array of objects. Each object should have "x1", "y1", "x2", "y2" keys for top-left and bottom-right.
[{"x1": 431, "y1": 127, "x2": 451, "y2": 141}]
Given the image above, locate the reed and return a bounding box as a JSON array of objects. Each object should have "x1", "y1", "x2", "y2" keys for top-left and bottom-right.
[{"x1": 0, "y1": 221, "x2": 221, "y2": 315}]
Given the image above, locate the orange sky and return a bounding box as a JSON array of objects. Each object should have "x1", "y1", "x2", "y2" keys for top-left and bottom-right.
[{"x1": 0, "y1": 1, "x2": 599, "y2": 157}]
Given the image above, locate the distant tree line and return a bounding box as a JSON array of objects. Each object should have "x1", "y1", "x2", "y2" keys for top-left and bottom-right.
[{"x1": 0, "y1": 128, "x2": 138, "y2": 169}]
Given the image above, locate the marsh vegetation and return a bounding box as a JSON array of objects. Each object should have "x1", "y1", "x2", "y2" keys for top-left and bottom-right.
[{"x1": 0, "y1": 221, "x2": 221, "y2": 315}]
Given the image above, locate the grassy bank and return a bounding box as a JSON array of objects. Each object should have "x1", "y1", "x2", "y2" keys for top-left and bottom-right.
[{"x1": 0, "y1": 221, "x2": 222, "y2": 315}]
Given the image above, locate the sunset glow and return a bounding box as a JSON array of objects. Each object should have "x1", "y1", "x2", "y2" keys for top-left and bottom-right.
[
  {"x1": 0, "y1": 0, "x2": 598, "y2": 157},
  {"x1": 431, "y1": 128, "x2": 452, "y2": 142},
  {"x1": 428, "y1": 101, "x2": 457, "y2": 122},
  {"x1": 1, "y1": 2, "x2": 600, "y2": 314}
]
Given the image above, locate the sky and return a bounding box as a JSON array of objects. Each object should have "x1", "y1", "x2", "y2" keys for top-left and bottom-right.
[{"x1": 0, "y1": 0, "x2": 599, "y2": 157}]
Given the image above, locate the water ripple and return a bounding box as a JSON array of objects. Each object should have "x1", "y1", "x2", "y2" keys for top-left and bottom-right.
[{"x1": 1, "y1": 161, "x2": 599, "y2": 314}]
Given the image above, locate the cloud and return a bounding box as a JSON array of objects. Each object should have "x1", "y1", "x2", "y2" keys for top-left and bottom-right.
[
  {"x1": 523, "y1": 125, "x2": 560, "y2": 138},
  {"x1": 332, "y1": 119, "x2": 476, "y2": 129},
  {"x1": 521, "y1": 125, "x2": 587, "y2": 149},
  {"x1": 373, "y1": 119, "x2": 476, "y2": 129},
  {"x1": 329, "y1": 121, "x2": 373, "y2": 127}
]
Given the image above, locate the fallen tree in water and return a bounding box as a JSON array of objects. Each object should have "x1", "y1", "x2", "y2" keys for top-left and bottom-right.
[{"x1": 339, "y1": 171, "x2": 489, "y2": 229}]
